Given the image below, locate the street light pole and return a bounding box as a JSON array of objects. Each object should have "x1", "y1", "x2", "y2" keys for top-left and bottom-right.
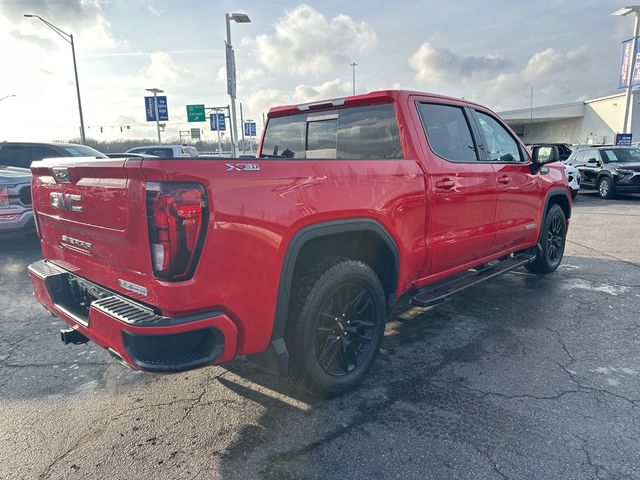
[
  {"x1": 350, "y1": 62, "x2": 357, "y2": 95},
  {"x1": 225, "y1": 12, "x2": 251, "y2": 158},
  {"x1": 24, "y1": 14, "x2": 86, "y2": 144},
  {"x1": 145, "y1": 88, "x2": 163, "y2": 143},
  {"x1": 612, "y1": 6, "x2": 640, "y2": 134}
]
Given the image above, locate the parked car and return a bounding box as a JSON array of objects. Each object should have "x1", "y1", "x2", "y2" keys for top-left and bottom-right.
[
  {"x1": 27, "y1": 90, "x2": 571, "y2": 397},
  {"x1": 0, "y1": 166, "x2": 34, "y2": 238},
  {"x1": 106, "y1": 153, "x2": 158, "y2": 159},
  {"x1": 528, "y1": 143, "x2": 572, "y2": 161},
  {"x1": 526, "y1": 145, "x2": 578, "y2": 198},
  {"x1": 0, "y1": 142, "x2": 107, "y2": 169},
  {"x1": 563, "y1": 164, "x2": 580, "y2": 199},
  {"x1": 125, "y1": 145, "x2": 198, "y2": 158},
  {"x1": 566, "y1": 146, "x2": 640, "y2": 198}
]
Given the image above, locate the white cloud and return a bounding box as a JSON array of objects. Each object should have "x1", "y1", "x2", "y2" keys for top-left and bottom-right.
[
  {"x1": 479, "y1": 47, "x2": 589, "y2": 109},
  {"x1": 216, "y1": 66, "x2": 266, "y2": 86},
  {"x1": 243, "y1": 4, "x2": 377, "y2": 75},
  {"x1": 409, "y1": 43, "x2": 590, "y2": 110},
  {"x1": 245, "y1": 79, "x2": 353, "y2": 121},
  {"x1": 140, "y1": 51, "x2": 190, "y2": 89},
  {"x1": 409, "y1": 42, "x2": 509, "y2": 84},
  {"x1": 147, "y1": 5, "x2": 163, "y2": 16},
  {"x1": 3, "y1": 0, "x2": 118, "y2": 51}
]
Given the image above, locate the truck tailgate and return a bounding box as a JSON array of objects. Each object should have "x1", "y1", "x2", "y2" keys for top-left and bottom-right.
[{"x1": 30, "y1": 157, "x2": 157, "y2": 304}]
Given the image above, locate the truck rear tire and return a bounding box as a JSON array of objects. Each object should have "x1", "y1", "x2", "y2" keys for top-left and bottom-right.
[
  {"x1": 525, "y1": 204, "x2": 566, "y2": 274},
  {"x1": 287, "y1": 258, "x2": 387, "y2": 397}
]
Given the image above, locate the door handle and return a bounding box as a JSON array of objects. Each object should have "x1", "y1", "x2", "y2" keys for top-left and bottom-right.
[
  {"x1": 497, "y1": 175, "x2": 511, "y2": 185},
  {"x1": 435, "y1": 179, "x2": 455, "y2": 189}
]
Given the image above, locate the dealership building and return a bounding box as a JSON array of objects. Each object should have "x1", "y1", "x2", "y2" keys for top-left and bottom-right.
[{"x1": 498, "y1": 92, "x2": 640, "y2": 145}]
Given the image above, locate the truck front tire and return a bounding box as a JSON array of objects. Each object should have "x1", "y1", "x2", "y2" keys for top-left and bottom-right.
[
  {"x1": 287, "y1": 258, "x2": 387, "y2": 397},
  {"x1": 526, "y1": 204, "x2": 566, "y2": 274}
]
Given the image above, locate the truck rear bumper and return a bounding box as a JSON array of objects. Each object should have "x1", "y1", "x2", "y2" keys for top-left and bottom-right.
[{"x1": 28, "y1": 260, "x2": 237, "y2": 372}]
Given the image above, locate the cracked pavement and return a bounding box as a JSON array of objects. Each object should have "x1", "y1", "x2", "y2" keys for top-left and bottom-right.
[{"x1": 1, "y1": 191, "x2": 639, "y2": 479}]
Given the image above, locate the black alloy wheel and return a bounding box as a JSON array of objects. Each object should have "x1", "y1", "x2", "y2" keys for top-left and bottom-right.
[
  {"x1": 546, "y1": 214, "x2": 565, "y2": 266},
  {"x1": 314, "y1": 283, "x2": 377, "y2": 376},
  {"x1": 526, "y1": 204, "x2": 567, "y2": 274}
]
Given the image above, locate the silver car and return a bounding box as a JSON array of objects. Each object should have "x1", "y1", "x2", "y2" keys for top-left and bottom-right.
[{"x1": 0, "y1": 166, "x2": 34, "y2": 238}]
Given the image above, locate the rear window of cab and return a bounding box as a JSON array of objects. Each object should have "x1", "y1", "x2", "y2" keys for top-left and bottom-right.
[{"x1": 260, "y1": 104, "x2": 403, "y2": 160}]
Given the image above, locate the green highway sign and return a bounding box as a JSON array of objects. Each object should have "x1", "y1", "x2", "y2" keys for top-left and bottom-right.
[{"x1": 186, "y1": 104, "x2": 205, "y2": 122}]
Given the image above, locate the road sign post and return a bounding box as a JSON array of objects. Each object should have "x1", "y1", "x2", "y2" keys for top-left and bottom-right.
[
  {"x1": 210, "y1": 112, "x2": 227, "y2": 154},
  {"x1": 244, "y1": 121, "x2": 257, "y2": 153},
  {"x1": 144, "y1": 92, "x2": 168, "y2": 143}
]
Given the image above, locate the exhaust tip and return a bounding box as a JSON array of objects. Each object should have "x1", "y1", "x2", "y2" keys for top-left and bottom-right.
[{"x1": 108, "y1": 348, "x2": 134, "y2": 370}]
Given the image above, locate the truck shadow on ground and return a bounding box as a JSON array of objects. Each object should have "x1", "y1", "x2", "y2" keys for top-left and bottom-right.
[{"x1": 213, "y1": 254, "x2": 639, "y2": 479}]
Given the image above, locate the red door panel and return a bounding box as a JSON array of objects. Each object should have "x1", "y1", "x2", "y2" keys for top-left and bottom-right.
[{"x1": 491, "y1": 163, "x2": 540, "y2": 252}]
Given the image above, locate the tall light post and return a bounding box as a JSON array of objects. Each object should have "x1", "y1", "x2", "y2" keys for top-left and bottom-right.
[
  {"x1": 145, "y1": 87, "x2": 164, "y2": 143},
  {"x1": 24, "y1": 14, "x2": 86, "y2": 144},
  {"x1": 225, "y1": 12, "x2": 251, "y2": 158},
  {"x1": 0, "y1": 94, "x2": 16, "y2": 103},
  {"x1": 612, "y1": 6, "x2": 640, "y2": 134},
  {"x1": 350, "y1": 62, "x2": 357, "y2": 95}
]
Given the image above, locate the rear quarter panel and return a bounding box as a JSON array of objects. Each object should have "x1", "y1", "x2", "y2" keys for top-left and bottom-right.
[{"x1": 140, "y1": 158, "x2": 426, "y2": 355}]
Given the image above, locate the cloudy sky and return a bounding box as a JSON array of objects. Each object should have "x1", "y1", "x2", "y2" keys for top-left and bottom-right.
[{"x1": 0, "y1": 0, "x2": 633, "y2": 143}]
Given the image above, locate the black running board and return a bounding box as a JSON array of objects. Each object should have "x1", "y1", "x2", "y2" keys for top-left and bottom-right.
[{"x1": 410, "y1": 253, "x2": 537, "y2": 307}]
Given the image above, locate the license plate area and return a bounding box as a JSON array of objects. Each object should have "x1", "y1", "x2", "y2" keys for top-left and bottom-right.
[{"x1": 46, "y1": 272, "x2": 112, "y2": 326}]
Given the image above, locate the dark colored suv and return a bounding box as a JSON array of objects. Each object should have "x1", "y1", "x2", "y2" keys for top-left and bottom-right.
[
  {"x1": 0, "y1": 142, "x2": 106, "y2": 169},
  {"x1": 566, "y1": 146, "x2": 640, "y2": 198}
]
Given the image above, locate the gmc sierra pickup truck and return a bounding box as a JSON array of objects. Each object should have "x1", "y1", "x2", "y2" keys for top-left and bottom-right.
[{"x1": 28, "y1": 90, "x2": 571, "y2": 396}]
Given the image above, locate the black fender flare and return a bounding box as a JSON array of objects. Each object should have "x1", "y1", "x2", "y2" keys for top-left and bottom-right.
[
  {"x1": 272, "y1": 218, "x2": 399, "y2": 340},
  {"x1": 539, "y1": 187, "x2": 571, "y2": 243}
]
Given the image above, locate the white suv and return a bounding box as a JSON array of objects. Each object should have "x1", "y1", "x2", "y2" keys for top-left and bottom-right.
[{"x1": 125, "y1": 145, "x2": 199, "y2": 158}]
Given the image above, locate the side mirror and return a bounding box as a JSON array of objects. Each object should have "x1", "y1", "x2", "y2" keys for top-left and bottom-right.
[
  {"x1": 587, "y1": 158, "x2": 600, "y2": 165},
  {"x1": 532, "y1": 145, "x2": 560, "y2": 165}
]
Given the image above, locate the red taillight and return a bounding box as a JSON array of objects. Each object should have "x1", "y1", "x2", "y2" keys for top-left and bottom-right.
[{"x1": 146, "y1": 182, "x2": 207, "y2": 281}]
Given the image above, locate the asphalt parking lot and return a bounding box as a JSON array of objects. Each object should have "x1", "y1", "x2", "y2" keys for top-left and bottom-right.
[{"x1": 1, "y1": 191, "x2": 639, "y2": 480}]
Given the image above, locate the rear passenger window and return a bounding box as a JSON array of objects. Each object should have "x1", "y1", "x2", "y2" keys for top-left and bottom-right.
[
  {"x1": 260, "y1": 104, "x2": 403, "y2": 159},
  {"x1": 336, "y1": 104, "x2": 402, "y2": 159},
  {"x1": 0, "y1": 146, "x2": 30, "y2": 168},
  {"x1": 307, "y1": 118, "x2": 337, "y2": 158},
  {"x1": 261, "y1": 114, "x2": 306, "y2": 158},
  {"x1": 417, "y1": 103, "x2": 478, "y2": 162}
]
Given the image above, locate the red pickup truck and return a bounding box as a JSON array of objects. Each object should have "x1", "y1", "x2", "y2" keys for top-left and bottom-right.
[{"x1": 28, "y1": 90, "x2": 571, "y2": 396}]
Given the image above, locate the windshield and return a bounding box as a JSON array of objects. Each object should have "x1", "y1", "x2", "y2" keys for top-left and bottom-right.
[
  {"x1": 600, "y1": 148, "x2": 640, "y2": 163},
  {"x1": 63, "y1": 145, "x2": 107, "y2": 158}
]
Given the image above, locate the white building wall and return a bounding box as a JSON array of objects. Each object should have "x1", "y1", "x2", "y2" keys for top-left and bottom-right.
[
  {"x1": 580, "y1": 95, "x2": 624, "y2": 144},
  {"x1": 503, "y1": 93, "x2": 640, "y2": 145},
  {"x1": 515, "y1": 119, "x2": 582, "y2": 144}
]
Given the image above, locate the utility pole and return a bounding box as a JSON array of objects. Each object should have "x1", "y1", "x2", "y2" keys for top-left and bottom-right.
[
  {"x1": 530, "y1": 86, "x2": 533, "y2": 123},
  {"x1": 24, "y1": 14, "x2": 86, "y2": 144},
  {"x1": 225, "y1": 12, "x2": 251, "y2": 158},
  {"x1": 350, "y1": 62, "x2": 357, "y2": 95},
  {"x1": 240, "y1": 102, "x2": 245, "y2": 154}
]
